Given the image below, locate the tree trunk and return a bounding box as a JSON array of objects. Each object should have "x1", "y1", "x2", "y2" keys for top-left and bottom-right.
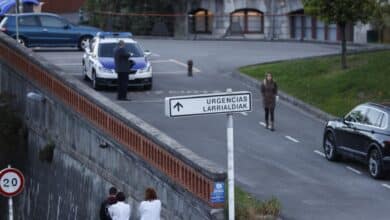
[{"x1": 340, "y1": 22, "x2": 347, "y2": 69}]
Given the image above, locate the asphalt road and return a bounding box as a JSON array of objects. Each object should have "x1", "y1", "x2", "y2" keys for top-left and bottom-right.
[{"x1": 36, "y1": 40, "x2": 390, "y2": 220}]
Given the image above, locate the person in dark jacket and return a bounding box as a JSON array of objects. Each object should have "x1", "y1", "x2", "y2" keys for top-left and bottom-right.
[
  {"x1": 261, "y1": 72, "x2": 278, "y2": 131},
  {"x1": 114, "y1": 40, "x2": 134, "y2": 101},
  {"x1": 99, "y1": 186, "x2": 118, "y2": 220}
]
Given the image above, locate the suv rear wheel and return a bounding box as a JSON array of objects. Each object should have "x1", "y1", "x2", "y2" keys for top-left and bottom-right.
[{"x1": 368, "y1": 148, "x2": 384, "y2": 179}]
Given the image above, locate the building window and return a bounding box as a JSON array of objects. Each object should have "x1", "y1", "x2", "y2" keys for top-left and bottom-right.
[
  {"x1": 289, "y1": 10, "x2": 353, "y2": 42},
  {"x1": 190, "y1": 9, "x2": 213, "y2": 33},
  {"x1": 231, "y1": 9, "x2": 264, "y2": 33}
]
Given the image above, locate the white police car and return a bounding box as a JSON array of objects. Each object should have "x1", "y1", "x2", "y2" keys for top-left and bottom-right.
[{"x1": 82, "y1": 32, "x2": 152, "y2": 90}]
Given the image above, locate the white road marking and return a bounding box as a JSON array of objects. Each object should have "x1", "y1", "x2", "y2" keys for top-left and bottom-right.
[
  {"x1": 153, "y1": 71, "x2": 188, "y2": 74},
  {"x1": 259, "y1": 122, "x2": 266, "y2": 127},
  {"x1": 169, "y1": 59, "x2": 201, "y2": 73},
  {"x1": 285, "y1": 136, "x2": 300, "y2": 143},
  {"x1": 314, "y1": 150, "x2": 325, "y2": 157},
  {"x1": 346, "y1": 166, "x2": 361, "y2": 175},
  {"x1": 151, "y1": 53, "x2": 160, "y2": 57},
  {"x1": 155, "y1": 91, "x2": 164, "y2": 95},
  {"x1": 150, "y1": 60, "x2": 172, "y2": 63},
  {"x1": 382, "y1": 184, "x2": 390, "y2": 190},
  {"x1": 240, "y1": 112, "x2": 248, "y2": 116}
]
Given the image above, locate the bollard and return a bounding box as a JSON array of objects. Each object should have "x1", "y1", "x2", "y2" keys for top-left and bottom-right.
[{"x1": 187, "y1": 60, "x2": 193, "y2": 77}]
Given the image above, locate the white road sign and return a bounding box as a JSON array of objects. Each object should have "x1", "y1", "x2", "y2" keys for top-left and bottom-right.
[
  {"x1": 0, "y1": 168, "x2": 25, "y2": 197},
  {"x1": 165, "y1": 91, "x2": 252, "y2": 117}
]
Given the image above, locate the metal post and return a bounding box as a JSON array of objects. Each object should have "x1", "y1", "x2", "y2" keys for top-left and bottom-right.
[
  {"x1": 8, "y1": 197, "x2": 13, "y2": 220},
  {"x1": 187, "y1": 60, "x2": 193, "y2": 77},
  {"x1": 271, "y1": 0, "x2": 275, "y2": 40},
  {"x1": 15, "y1": 1, "x2": 20, "y2": 43},
  {"x1": 226, "y1": 88, "x2": 234, "y2": 220},
  {"x1": 18, "y1": 0, "x2": 23, "y2": 13},
  {"x1": 7, "y1": 165, "x2": 13, "y2": 220}
]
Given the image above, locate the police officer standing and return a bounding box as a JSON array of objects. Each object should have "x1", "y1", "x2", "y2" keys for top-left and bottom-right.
[{"x1": 114, "y1": 40, "x2": 134, "y2": 101}]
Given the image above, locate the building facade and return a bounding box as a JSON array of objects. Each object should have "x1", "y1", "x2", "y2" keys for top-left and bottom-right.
[{"x1": 186, "y1": 0, "x2": 371, "y2": 43}]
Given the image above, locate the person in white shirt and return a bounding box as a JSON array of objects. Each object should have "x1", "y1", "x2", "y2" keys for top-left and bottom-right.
[
  {"x1": 139, "y1": 188, "x2": 161, "y2": 220},
  {"x1": 108, "y1": 191, "x2": 131, "y2": 220}
]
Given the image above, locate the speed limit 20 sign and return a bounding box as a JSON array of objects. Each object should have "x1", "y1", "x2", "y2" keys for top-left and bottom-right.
[{"x1": 0, "y1": 168, "x2": 25, "y2": 197}]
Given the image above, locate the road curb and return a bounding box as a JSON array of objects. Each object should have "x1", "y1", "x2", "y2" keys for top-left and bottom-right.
[{"x1": 232, "y1": 70, "x2": 336, "y2": 122}]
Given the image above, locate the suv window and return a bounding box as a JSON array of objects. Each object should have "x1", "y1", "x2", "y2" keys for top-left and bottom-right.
[
  {"x1": 382, "y1": 113, "x2": 389, "y2": 129},
  {"x1": 18, "y1": 16, "x2": 39, "y2": 26},
  {"x1": 345, "y1": 106, "x2": 367, "y2": 123},
  {"x1": 365, "y1": 108, "x2": 384, "y2": 127},
  {"x1": 39, "y1": 16, "x2": 66, "y2": 28}
]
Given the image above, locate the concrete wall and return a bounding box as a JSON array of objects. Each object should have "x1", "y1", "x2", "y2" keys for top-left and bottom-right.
[{"x1": 0, "y1": 33, "x2": 225, "y2": 220}]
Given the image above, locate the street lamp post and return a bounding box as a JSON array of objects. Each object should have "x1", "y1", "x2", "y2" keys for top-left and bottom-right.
[{"x1": 15, "y1": 0, "x2": 23, "y2": 44}]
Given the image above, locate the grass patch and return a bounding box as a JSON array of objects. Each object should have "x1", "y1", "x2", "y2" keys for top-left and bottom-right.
[
  {"x1": 240, "y1": 51, "x2": 390, "y2": 117},
  {"x1": 234, "y1": 186, "x2": 281, "y2": 219}
]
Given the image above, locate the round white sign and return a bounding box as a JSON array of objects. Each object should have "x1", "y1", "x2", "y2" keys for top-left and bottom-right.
[{"x1": 0, "y1": 168, "x2": 24, "y2": 197}]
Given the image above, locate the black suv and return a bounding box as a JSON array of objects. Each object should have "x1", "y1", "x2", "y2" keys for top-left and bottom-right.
[{"x1": 323, "y1": 103, "x2": 390, "y2": 178}]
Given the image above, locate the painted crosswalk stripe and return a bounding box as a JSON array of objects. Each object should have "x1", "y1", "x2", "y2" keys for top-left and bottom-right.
[
  {"x1": 346, "y1": 166, "x2": 361, "y2": 175},
  {"x1": 314, "y1": 150, "x2": 325, "y2": 157},
  {"x1": 285, "y1": 136, "x2": 300, "y2": 143},
  {"x1": 382, "y1": 184, "x2": 390, "y2": 190}
]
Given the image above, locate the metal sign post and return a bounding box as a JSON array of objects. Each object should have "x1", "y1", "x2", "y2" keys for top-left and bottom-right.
[
  {"x1": 165, "y1": 89, "x2": 251, "y2": 220},
  {"x1": 7, "y1": 165, "x2": 13, "y2": 220},
  {"x1": 15, "y1": 0, "x2": 19, "y2": 43},
  {"x1": 9, "y1": 194, "x2": 13, "y2": 220},
  {"x1": 0, "y1": 165, "x2": 25, "y2": 220},
  {"x1": 15, "y1": 0, "x2": 23, "y2": 44},
  {"x1": 226, "y1": 89, "x2": 235, "y2": 220}
]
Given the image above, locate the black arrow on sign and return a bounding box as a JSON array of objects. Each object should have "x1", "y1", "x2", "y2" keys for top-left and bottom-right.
[{"x1": 174, "y1": 102, "x2": 184, "y2": 112}]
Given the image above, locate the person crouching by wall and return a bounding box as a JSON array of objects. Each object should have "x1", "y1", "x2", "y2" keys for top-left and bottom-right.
[
  {"x1": 139, "y1": 187, "x2": 161, "y2": 220},
  {"x1": 261, "y1": 72, "x2": 278, "y2": 131}
]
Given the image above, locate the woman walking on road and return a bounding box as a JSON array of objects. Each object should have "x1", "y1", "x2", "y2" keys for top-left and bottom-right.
[{"x1": 261, "y1": 72, "x2": 278, "y2": 131}]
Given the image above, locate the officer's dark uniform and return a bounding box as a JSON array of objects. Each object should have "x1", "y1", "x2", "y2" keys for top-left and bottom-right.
[{"x1": 114, "y1": 44, "x2": 134, "y2": 100}]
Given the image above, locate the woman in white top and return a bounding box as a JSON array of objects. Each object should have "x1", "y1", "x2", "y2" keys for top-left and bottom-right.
[
  {"x1": 109, "y1": 191, "x2": 131, "y2": 220},
  {"x1": 139, "y1": 188, "x2": 161, "y2": 220}
]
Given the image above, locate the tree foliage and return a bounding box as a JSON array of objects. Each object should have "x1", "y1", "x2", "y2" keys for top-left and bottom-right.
[
  {"x1": 303, "y1": 0, "x2": 377, "y2": 25},
  {"x1": 303, "y1": 0, "x2": 379, "y2": 69}
]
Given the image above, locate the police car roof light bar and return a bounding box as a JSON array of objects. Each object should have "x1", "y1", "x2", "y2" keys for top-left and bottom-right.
[{"x1": 96, "y1": 32, "x2": 133, "y2": 39}]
